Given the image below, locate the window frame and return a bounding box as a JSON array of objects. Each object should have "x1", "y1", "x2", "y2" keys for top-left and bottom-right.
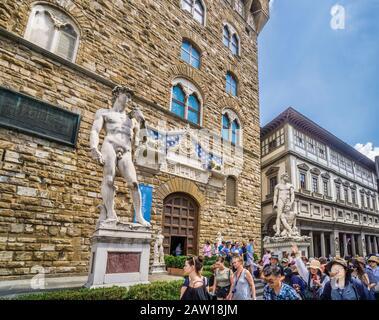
[
  {"x1": 312, "y1": 176, "x2": 319, "y2": 193},
  {"x1": 299, "y1": 171, "x2": 307, "y2": 190},
  {"x1": 170, "y1": 78, "x2": 203, "y2": 125},
  {"x1": 226, "y1": 72, "x2": 238, "y2": 96},
  {"x1": 323, "y1": 179, "x2": 329, "y2": 196},
  {"x1": 222, "y1": 22, "x2": 240, "y2": 56},
  {"x1": 181, "y1": 40, "x2": 201, "y2": 69},
  {"x1": 226, "y1": 175, "x2": 238, "y2": 207},
  {"x1": 221, "y1": 109, "x2": 242, "y2": 146},
  {"x1": 24, "y1": 4, "x2": 80, "y2": 62},
  {"x1": 181, "y1": 0, "x2": 206, "y2": 26}
]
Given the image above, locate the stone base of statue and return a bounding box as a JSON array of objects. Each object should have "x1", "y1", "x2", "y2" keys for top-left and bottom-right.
[
  {"x1": 150, "y1": 263, "x2": 167, "y2": 274},
  {"x1": 263, "y1": 235, "x2": 311, "y2": 259},
  {"x1": 85, "y1": 219, "x2": 152, "y2": 288}
]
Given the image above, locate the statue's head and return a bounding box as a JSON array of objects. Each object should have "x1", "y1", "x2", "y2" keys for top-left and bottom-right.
[
  {"x1": 112, "y1": 85, "x2": 134, "y2": 109},
  {"x1": 280, "y1": 173, "x2": 290, "y2": 183}
]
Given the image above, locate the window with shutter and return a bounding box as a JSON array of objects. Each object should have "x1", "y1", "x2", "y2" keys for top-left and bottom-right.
[{"x1": 226, "y1": 176, "x2": 237, "y2": 206}]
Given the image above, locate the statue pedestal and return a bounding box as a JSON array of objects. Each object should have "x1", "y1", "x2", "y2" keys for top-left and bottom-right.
[
  {"x1": 263, "y1": 235, "x2": 311, "y2": 259},
  {"x1": 85, "y1": 220, "x2": 152, "y2": 288},
  {"x1": 150, "y1": 263, "x2": 167, "y2": 274}
]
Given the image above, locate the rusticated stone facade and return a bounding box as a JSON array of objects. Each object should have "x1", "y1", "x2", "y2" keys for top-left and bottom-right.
[{"x1": 0, "y1": 0, "x2": 269, "y2": 279}]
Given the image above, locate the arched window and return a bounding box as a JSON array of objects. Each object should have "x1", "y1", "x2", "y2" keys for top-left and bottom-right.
[
  {"x1": 172, "y1": 85, "x2": 186, "y2": 118},
  {"x1": 181, "y1": 40, "x2": 200, "y2": 69},
  {"x1": 231, "y1": 34, "x2": 239, "y2": 55},
  {"x1": 226, "y1": 176, "x2": 237, "y2": 206},
  {"x1": 170, "y1": 78, "x2": 202, "y2": 125},
  {"x1": 231, "y1": 119, "x2": 240, "y2": 145},
  {"x1": 222, "y1": 114, "x2": 230, "y2": 140},
  {"x1": 181, "y1": 0, "x2": 206, "y2": 26},
  {"x1": 24, "y1": 4, "x2": 80, "y2": 62},
  {"x1": 226, "y1": 72, "x2": 237, "y2": 96},
  {"x1": 222, "y1": 23, "x2": 240, "y2": 56},
  {"x1": 223, "y1": 26, "x2": 230, "y2": 47},
  {"x1": 193, "y1": 0, "x2": 205, "y2": 24},
  {"x1": 222, "y1": 109, "x2": 242, "y2": 146},
  {"x1": 187, "y1": 94, "x2": 200, "y2": 124}
]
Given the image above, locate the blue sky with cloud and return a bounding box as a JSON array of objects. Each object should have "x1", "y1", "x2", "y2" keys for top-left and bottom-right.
[{"x1": 258, "y1": 0, "x2": 379, "y2": 160}]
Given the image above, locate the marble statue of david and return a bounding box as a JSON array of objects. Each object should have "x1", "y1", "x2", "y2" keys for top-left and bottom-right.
[{"x1": 89, "y1": 85, "x2": 150, "y2": 227}]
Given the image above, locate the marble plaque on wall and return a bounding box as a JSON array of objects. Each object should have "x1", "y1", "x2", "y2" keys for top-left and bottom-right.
[{"x1": 106, "y1": 252, "x2": 141, "y2": 274}]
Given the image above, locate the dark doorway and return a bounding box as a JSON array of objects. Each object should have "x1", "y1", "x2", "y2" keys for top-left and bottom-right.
[
  {"x1": 163, "y1": 193, "x2": 199, "y2": 255},
  {"x1": 170, "y1": 236, "x2": 186, "y2": 256}
]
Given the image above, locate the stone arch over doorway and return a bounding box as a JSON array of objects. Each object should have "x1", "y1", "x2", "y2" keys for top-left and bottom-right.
[
  {"x1": 155, "y1": 177, "x2": 206, "y2": 206},
  {"x1": 156, "y1": 178, "x2": 205, "y2": 256}
]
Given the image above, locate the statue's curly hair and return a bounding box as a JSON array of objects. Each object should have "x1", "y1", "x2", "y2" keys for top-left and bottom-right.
[{"x1": 111, "y1": 85, "x2": 134, "y2": 103}]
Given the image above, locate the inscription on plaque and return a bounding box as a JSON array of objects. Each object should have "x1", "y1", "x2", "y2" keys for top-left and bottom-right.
[
  {"x1": 106, "y1": 252, "x2": 141, "y2": 274},
  {"x1": 0, "y1": 86, "x2": 80, "y2": 146}
]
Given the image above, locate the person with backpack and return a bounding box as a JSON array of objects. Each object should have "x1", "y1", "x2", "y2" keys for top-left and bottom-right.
[
  {"x1": 212, "y1": 256, "x2": 232, "y2": 300},
  {"x1": 291, "y1": 245, "x2": 329, "y2": 300},
  {"x1": 352, "y1": 257, "x2": 374, "y2": 300},
  {"x1": 181, "y1": 256, "x2": 213, "y2": 300},
  {"x1": 321, "y1": 257, "x2": 367, "y2": 300}
]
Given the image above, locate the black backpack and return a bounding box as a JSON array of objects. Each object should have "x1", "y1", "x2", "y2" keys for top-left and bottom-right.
[{"x1": 302, "y1": 273, "x2": 326, "y2": 300}]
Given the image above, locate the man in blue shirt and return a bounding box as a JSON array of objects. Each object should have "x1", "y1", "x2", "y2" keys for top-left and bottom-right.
[
  {"x1": 366, "y1": 255, "x2": 379, "y2": 299},
  {"x1": 263, "y1": 265, "x2": 301, "y2": 300}
]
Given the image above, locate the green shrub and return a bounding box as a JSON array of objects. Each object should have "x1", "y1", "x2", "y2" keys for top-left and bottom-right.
[
  {"x1": 254, "y1": 253, "x2": 259, "y2": 261},
  {"x1": 204, "y1": 256, "x2": 217, "y2": 266},
  {"x1": 164, "y1": 255, "x2": 187, "y2": 268},
  {"x1": 16, "y1": 280, "x2": 183, "y2": 300},
  {"x1": 17, "y1": 286, "x2": 128, "y2": 300},
  {"x1": 202, "y1": 265, "x2": 212, "y2": 272},
  {"x1": 123, "y1": 280, "x2": 182, "y2": 300},
  {"x1": 202, "y1": 270, "x2": 213, "y2": 278}
]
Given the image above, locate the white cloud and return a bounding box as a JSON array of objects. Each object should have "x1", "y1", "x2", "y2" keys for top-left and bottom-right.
[
  {"x1": 269, "y1": 0, "x2": 274, "y2": 10},
  {"x1": 354, "y1": 142, "x2": 379, "y2": 161}
]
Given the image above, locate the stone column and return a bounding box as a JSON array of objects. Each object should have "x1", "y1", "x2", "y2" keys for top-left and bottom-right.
[
  {"x1": 343, "y1": 233, "x2": 348, "y2": 257},
  {"x1": 367, "y1": 235, "x2": 372, "y2": 255},
  {"x1": 320, "y1": 232, "x2": 326, "y2": 257},
  {"x1": 309, "y1": 230, "x2": 314, "y2": 257},
  {"x1": 373, "y1": 236, "x2": 378, "y2": 254},
  {"x1": 351, "y1": 234, "x2": 356, "y2": 257},
  {"x1": 359, "y1": 233, "x2": 366, "y2": 257},
  {"x1": 333, "y1": 230, "x2": 340, "y2": 257},
  {"x1": 330, "y1": 232, "x2": 335, "y2": 257}
]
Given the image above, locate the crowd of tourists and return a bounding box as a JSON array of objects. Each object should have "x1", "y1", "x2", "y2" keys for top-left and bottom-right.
[{"x1": 179, "y1": 240, "x2": 379, "y2": 301}]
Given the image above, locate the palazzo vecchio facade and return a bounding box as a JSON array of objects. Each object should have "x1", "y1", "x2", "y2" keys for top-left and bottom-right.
[{"x1": 0, "y1": 0, "x2": 269, "y2": 279}]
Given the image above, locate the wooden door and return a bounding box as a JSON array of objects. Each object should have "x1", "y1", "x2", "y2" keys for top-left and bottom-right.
[{"x1": 163, "y1": 193, "x2": 199, "y2": 255}]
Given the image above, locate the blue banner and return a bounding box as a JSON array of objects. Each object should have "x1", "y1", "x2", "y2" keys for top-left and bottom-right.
[{"x1": 133, "y1": 184, "x2": 153, "y2": 223}]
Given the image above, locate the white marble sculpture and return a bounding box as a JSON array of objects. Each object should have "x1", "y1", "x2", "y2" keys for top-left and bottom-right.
[
  {"x1": 89, "y1": 85, "x2": 150, "y2": 227},
  {"x1": 273, "y1": 173, "x2": 298, "y2": 237},
  {"x1": 153, "y1": 228, "x2": 165, "y2": 265},
  {"x1": 216, "y1": 231, "x2": 223, "y2": 247}
]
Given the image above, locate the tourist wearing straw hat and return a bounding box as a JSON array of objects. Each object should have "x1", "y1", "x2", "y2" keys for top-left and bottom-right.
[
  {"x1": 366, "y1": 255, "x2": 379, "y2": 300},
  {"x1": 291, "y1": 245, "x2": 329, "y2": 300},
  {"x1": 352, "y1": 257, "x2": 374, "y2": 300}
]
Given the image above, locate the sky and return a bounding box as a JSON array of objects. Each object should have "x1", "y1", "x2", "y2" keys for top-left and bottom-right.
[{"x1": 258, "y1": 0, "x2": 379, "y2": 161}]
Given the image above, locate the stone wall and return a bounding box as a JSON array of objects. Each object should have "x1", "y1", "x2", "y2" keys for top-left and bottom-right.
[{"x1": 0, "y1": 0, "x2": 266, "y2": 279}]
